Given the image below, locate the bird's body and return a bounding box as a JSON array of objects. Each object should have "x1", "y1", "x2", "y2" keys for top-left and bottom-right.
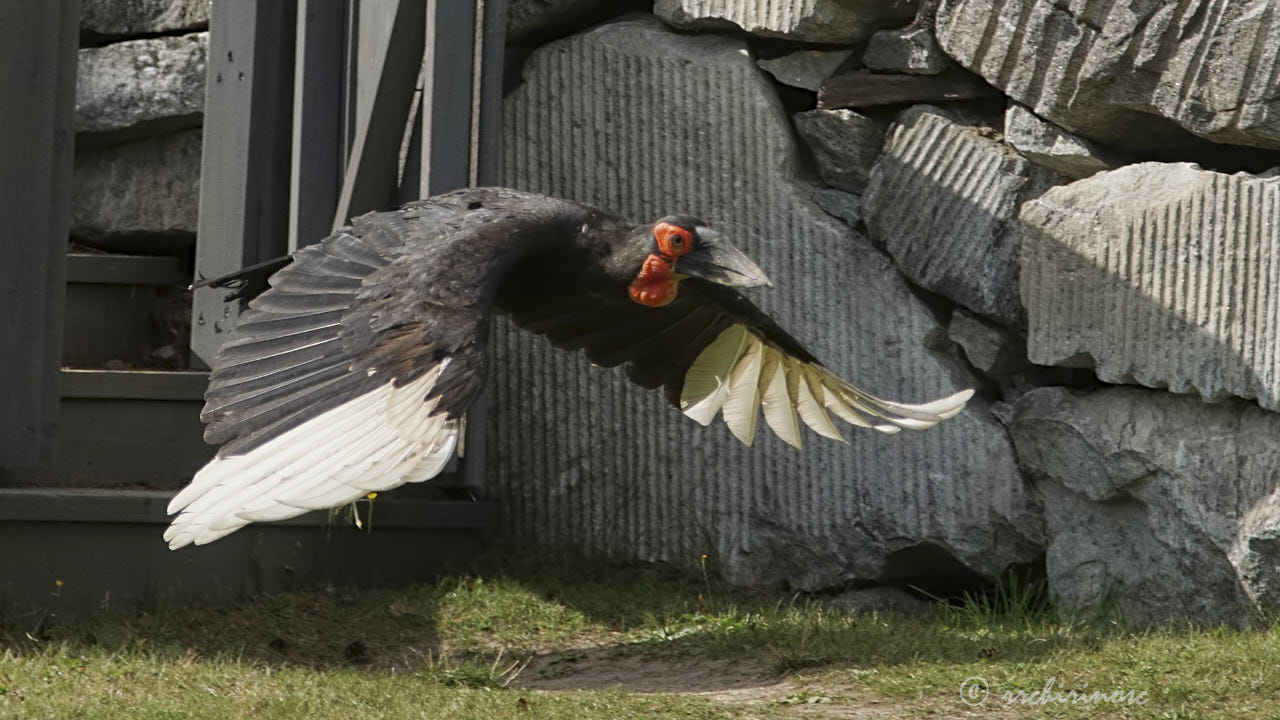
[{"x1": 166, "y1": 187, "x2": 972, "y2": 549}]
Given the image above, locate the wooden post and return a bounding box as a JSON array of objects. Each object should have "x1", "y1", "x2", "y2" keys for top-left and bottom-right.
[
  {"x1": 0, "y1": 0, "x2": 79, "y2": 467},
  {"x1": 289, "y1": 0, "x2": 348, "y2": 252},
  {"x1": 190, "y1": 1, "x2": 297, "y2": 365}
]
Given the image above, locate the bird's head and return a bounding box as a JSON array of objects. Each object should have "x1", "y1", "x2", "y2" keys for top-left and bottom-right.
[{"x1": 624, "y1": 216, "x2": 771, "y2": 308}]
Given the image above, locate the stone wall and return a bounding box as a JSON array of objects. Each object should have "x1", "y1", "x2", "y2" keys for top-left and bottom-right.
[
  {"x1": 82, "y1": 0, "x2": 1280, "y2": 625},
  {"x1": 495, "y1": 0, "x2": 1280, "y2": 626},
  {"x1": 73, "y1": 0, "x2": 207, "y2": 251}
]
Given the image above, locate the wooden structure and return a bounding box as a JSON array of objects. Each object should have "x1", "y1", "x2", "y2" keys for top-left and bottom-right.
[
  {"x1": 0, "y1": 0, "x2": 506, "y2": 619},
  {"x1": 0, "y1": 1, "x2": 79, "y2": 468}
]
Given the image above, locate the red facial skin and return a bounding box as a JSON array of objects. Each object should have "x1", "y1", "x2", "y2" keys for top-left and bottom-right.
[{"x1": 629, "y1": 221, "x2": 695, "y2": 307}]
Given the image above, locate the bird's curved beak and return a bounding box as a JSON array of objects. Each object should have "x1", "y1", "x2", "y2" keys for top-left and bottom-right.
[{"x1": 679, "y1": 228, "x2": 772, "y2": 288}]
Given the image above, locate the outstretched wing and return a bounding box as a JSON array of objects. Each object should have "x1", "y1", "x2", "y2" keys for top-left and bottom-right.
[
  {"x1": 502, "y1": 277, "x2": 973, "y2": 449},
  {"x1": 166, "y1": 193, "x2": 553, "y2": 549}
]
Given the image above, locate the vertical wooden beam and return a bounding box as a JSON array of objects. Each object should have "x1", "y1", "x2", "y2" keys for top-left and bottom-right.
[
  {"x1": 0, "y1": 0, "x2": 79, "y2": 467},
  {"x1": 191, "y1": 1, "x2": 297, "y2": 365},
  {"x1": 289, "y1": 0, "x2": 347, "y2": 252},
  {"x1": 458, "y1": 0, "x2": 507, "y2": 489},
  {"x1": 418, "y1": 0, "x2": 477, "y2": 196},
  {"x1": 331, "y1": 0, "x2": 426, "y2": 230}
]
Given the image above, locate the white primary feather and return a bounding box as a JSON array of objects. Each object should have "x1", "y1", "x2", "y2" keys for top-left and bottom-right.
[
  {"x1": 793, "y1": 363, "x2": 845, "y2": 441},
  {"x1": 165, "y1": 364, "x2": 458, "y2": 549},
  {"x1": 720, "y1": 337, "x2": 765, "y2": 445},
  {"x1": 758, "y1": 346, "x2": 803, "y2": 448},
  {"x1": 680, "y1": 325, "x2": 751, "y2": 425}
]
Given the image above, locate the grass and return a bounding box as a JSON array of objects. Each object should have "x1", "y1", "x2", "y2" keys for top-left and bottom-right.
[{"x1": 3, "y1": 555, "x2": 1280, "y2": 719}]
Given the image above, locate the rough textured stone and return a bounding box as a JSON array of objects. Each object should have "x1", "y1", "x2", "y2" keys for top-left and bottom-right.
[
  {"x1": 808, "y1": 186, "x2": 861, "y2": 228},
  {"x1": 758, "y1": 50, "x2": 852, "y2": 92},
  {"x1": 1011, "y1": 386, "x2": 1280, "y2": 625},
  {"x1": 76, "y1": 32, "x2": 207, "y2": 137},
  {"x1": 1003, "y1": 104, "x2": 1118, "y2": 180},
  {"x1": 495, "y1": 16, "x2": 1042, "y2": 591},
  {"x1": 655, "y1": 0, "x2": 916, "y2": 44},
  {"x1": 864, "y1": 105, "x2": 1043, "y2": 327},
  {"x1": 794, "y1": 109, "x2": 885, "y2": 194},
  {"x1": 863, "y1": 27, "x2": 951, "y2": 75},
  {"x1": 506, "y1": 0, "x2": 622, "y2": 43},
  {"x1": 71, "y1": 129, "x2": 201, "y2": 238},
  {"x1": 1020, "y1": 163, "x2": 1280, "y2": 411},
  {"x1": 948, "y1": 310, "x2": 1024, "y2": 375},
  {"x1": 81, "y1": 0, "x2": 208, "y2": 37},
  {"x1": 935, "y1": 0, "x2": 1280, "y2": 150}
]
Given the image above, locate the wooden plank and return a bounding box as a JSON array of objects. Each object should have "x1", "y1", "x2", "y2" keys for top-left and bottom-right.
[
  {"x1": 289, "y1": 0, "x2": 347, "y2": 251},
  {"x1": 0, "y1": 488, "x2": 499, "y2": 529},
  {"x1": 59, "y1": 370, "x2": 209, "y2": 401},
  {"x1": 455, "y1": 0, "x2": 507, "y2": 489},
  {"x1": 818, "y1": 69, "x2": 999, "y2": 109},
  {"x1": 191, "y1": 1, "x2": 297, "y2": 365},
  {"x1": 332, "y1": 0, "x2": 426, "y2": 230},
  {"x1": 65, "y1": 254, "x2": 183, "y2": 286},
  {"x1": 0, "y1": 0, "x2": 79, "y2": 467},
  {"x1": 418, "y1": 0, "x2": 477, "y2": 196}
]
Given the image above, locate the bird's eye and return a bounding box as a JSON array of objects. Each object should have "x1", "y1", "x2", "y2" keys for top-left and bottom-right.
[{"x1": 669, "y1": 233, "x2": 684, "y2": 248}]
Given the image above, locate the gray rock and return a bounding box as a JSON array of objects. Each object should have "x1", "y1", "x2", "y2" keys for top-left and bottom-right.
[
  {"x1": 506, "y1": 0, "x2": 615, "y2": 43},
  {"x1": 496, "y1": 16, "x2": 1043, "y2": 591},
  {"x1": 1011, "y1": 386, "x2": 1280, "y2": 625},
  {"x1": 948, "y1": 310, "x2": 1025, "y2": 375},
  {"x1": 935, "y1": 0, "x2": 1280, "y2": 150},
  {"x1": 758, "y1": 49, "x2": 853, "y2": 92},
  {"x1": 864, "y1": 105, "x2": 1047, "y2": 327},
  {"x1": 794, "y1": 109, "x2": 885, "y2": 194},
  {"x1": 76, "y1": 32, "x2": 207, "y2": 137},
  {"x1": 863, "y1": 26, "x2": 951, "y2": 75},
  {"x1": 71, "y1": 129, "x2": 202, "y2": 238},
  {"x1": 655, "y1": 0, "x2": 917, "y2": 44},
  {"x1": 808, "y1": 186, "x2": 861, "y2": 227},
  {"x1": 81, "y1": 0, "x2": 208, "y2": 37},
  {"x1": 1020, "y1": 162, "x2": 1280, "y2": 411},
  {"x1": 1004, "y1": 105, "x2": 1117, "y2": 180}
]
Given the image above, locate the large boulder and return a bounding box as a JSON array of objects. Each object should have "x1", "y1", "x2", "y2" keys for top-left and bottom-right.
[
  {"x1": 76, "y1": 32, "x2": 207, "y2": 139},
  {"x1": 655, "y1": 0, "x2": 916, "y2": 44},
  {"x1": 1020, "y1": 163, "x2": 1280, "y2": 411},
  {"x1": 493, "y1": 16, "x2": 1043, "y2": 591},
  {"x1": 81, "y1": 0, "x2": 208, "y2": 37},
  {"x1": 71, "y1": 129, "x2": 202, "y2": 239},
  {"x1": 935, "y1": 0, "x2": 1280, "y2": 150},
  {"x1": 864, "y1": 105, "x2": 1052, "y2": 328},
  {"x1": 1010, "y1": 386, "x2": 1280, "y2": 625}
]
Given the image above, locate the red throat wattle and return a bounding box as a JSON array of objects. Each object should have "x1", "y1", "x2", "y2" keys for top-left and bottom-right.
[
  {"x1": 629, "y1": 221, "x2": 695, "y2": 308},
  {"x1": 629, "y1": 254, "x2": 678, "y2": 307}
]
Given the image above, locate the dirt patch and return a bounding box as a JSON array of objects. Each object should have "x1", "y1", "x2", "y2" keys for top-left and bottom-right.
[{"x1": 515, "y1": 649, "x2": 791, "y2": 701}]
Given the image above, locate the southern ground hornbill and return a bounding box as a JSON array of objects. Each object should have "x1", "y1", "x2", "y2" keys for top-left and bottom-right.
[{"x1": 166, "y1": 187, "x2": 973, "y2": 549}]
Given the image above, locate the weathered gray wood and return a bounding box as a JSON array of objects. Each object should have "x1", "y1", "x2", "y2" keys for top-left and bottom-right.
[
  {"x1": 65, "y1": 253, "x2": 183, "y2": 286},
  {"x1": 332, "y1": 0, "x2": 426, "y2": 230},
  {"x1": 0, "y1": 0, "x2": 79, "y2": 467},
  {"x1": 419, "y1": 0, "x2": 477, "y2": 195},
  {"x1": 289, "y1": 0, "x2": 347, "y2": 251},
  {"x1": 59, "y1": 369, "x2": 208, "y2": 400},
  {"x1": 0, "y1": 488, "x2": 498, "y2": 528},
  {"x1": 458, "y1": 0, "x2": 507, "y2": 487},
  {"x1": 190, "y1": 0, "x2": 297, "y2": 365}
]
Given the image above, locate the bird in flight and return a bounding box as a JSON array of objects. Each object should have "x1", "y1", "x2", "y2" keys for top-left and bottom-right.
[{"x1": 166, "y1": 188, "x2": 973, "y2": 549}]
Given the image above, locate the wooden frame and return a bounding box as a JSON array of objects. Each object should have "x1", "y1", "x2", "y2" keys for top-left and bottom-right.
[{"x1": 0, "y1": 1, "x2": 80, "y2": 467}]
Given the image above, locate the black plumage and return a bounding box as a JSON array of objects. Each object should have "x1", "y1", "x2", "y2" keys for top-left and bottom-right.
[{"x1": 167, "y1": 187, "x2": 972, "y2": 548}]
